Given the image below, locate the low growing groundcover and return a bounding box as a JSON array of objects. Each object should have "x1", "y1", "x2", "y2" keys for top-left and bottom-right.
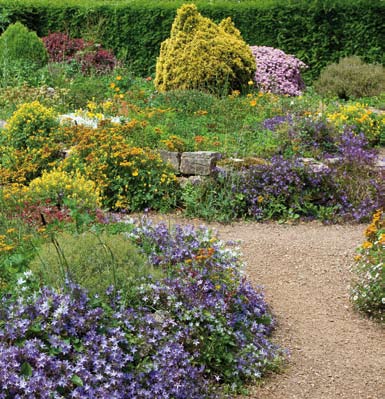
[{"x1": 0, "y1": 218, "x2": 282, "y2": 398}]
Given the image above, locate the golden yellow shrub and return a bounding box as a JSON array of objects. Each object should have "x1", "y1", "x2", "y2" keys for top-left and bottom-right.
[{"x1": 155, "y1": 4, "x2": 255, "y2": 94}]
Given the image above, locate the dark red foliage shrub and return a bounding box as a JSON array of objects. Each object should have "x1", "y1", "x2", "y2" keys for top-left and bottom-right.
[
  {"x1": 42, "y1": 32, "x2": 85, "y2": 63},
  {"x1": 42, "y1": 32, "x2": 117, "y2": 75},
  {"x1": 75, "y1": 45, "x2": 117, "y2": 75}
]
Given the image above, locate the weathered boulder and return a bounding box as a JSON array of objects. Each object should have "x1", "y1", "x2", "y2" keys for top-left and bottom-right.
[
  {"x1": 158, "y1": 150, "x2": 181, "y2": 173},
  {"x1": 180, "y1": 151, "x2": 221, "y2": 175}
]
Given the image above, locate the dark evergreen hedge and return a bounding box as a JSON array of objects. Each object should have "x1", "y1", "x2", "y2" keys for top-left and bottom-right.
[{"x1": 0, "y1": 0, "x2": 384, "y2": 81}]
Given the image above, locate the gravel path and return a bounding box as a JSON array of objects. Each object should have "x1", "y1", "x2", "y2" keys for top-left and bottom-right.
[
  {"x1": 214, "y1": 221, "x2": 385, "y2": 399},
  {"x1": 145, "y1": 215, "x2": 385, "y2": 398}
]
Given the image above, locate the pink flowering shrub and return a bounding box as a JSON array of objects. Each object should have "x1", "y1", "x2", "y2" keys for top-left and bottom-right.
[{"x1": 250, "y1": 46, "x2": 308, "y2": 96}]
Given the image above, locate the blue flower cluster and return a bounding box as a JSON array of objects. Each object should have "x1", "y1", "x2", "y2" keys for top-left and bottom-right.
[
  {"x1": 240, "y1": 122, "x2": 384, "y2": 222},
  {"x1": 0, "y1": 221, "x2": 281, "y2": 397}
]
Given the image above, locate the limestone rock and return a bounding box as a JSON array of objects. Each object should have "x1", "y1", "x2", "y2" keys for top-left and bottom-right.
[{"x1": 180, "y1": 151, "x2": 221, "y2": 175}]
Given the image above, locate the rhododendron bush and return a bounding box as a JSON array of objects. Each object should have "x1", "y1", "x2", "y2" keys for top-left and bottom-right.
[{"x1": 250, "y1": 46, "x2": 307, "y2": 96}]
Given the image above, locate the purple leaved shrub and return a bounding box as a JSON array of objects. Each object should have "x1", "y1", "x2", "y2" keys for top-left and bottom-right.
[{"x1": 250, "y1": 46, "x2": 307, "y2": 96}]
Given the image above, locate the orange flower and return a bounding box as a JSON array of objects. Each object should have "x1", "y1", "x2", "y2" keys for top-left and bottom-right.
[{"x1": 194, "y1": 135, "x2": 205, "y2": 144}]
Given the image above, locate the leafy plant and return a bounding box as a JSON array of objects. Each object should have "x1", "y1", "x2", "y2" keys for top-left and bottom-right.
[
  {"x1": 314, "y1": 56, "x2": 385, "y2": 100},
  {"x1": 182, "y1": 173, "x2": 247, "y2": 222},
  {"x1": 61, "y1": 123, "x2": 181, "y2": 212},
  {"x1": 0, "y1": 22, "x2": 48, "y2": 84},
  {"x1": 5, "y1": 101, "x2": 59, "y2": 150},
  {"x1": 26, "y1": 169, "x2": 102, "y2": 212},
  {"x1": 351, "y1": 210, "x2": 385, "y2": 321}
]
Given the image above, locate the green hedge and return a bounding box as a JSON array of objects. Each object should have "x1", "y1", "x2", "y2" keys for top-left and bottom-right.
[{"x1": 0, "y1": 0, "x2": 384, "y2": 81}]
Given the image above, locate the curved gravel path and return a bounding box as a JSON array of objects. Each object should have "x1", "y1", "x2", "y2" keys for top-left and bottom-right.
[{"x1": 214, "y1": 221, "x2": 385, "y2": 399}]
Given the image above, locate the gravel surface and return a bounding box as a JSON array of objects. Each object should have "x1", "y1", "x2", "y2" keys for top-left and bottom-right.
[
  {"x1": 148, "y1": 215, "x2": 385, "y2": 399},
  {"x1": 216, "y1": 221, "x2": 385, "y2": 399}
]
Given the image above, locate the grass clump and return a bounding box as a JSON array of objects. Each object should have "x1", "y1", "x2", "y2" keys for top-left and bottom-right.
[{"x1": 29, "y1": 230, "x2": 162, "y2": 300}]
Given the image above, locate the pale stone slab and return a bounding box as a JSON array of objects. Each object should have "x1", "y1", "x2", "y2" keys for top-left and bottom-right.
[
  {"x1": 158, "y1": 150, "x2": 181, "y2": 172},
  {"x1": 180, "y1": 151, "x2": 221, "y2": 175}
]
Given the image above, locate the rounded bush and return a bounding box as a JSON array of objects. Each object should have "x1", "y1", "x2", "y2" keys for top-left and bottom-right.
[
  {"x1": 61, "y1": 123, "x2": 180, "y2": 212},
  {"x1": 27, "y1": 169, "x2": 102, "y2": 211},
  {"x1": 250, "y1": 46, "x2": 307, "y2": 96},
  {"x1": 43, "y1": 32, "x2": 117, "y2": 75},
  {"x1": 5, "y1": 101, "x2": 59, "y2": 150},
  {"x1": 155, "y1": 4, "x2": 255, "y2": 94},
  {"x1": 314, "y1": 56, "x2": 385, "y2": 100},
  {"x1": 0, "y1": 22, "x2": 48, "y2": 68},
  {"x1": 29, "y1": 231, "x2": 158, "y2": 300}
]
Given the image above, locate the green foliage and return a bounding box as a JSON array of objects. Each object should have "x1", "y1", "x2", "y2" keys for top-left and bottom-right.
[
  {"x1": 0, "y1": 22, "x2": 48, "y2": 83},
  {"x1": 314, "y1": 56, "x2": 385, "y2": 100},
  {"x1": 0, "y1": 191, "x2": 41, "y2": 293},
  {"x1": 182, "y1": 174, "x2": 247, "y2": 223},
  {"x1": 0, "y1": 1, "x2": 383, "y2": 80},
  {"x1": 155, "y1": 4, "x2": 255, "y2": 94},
  {"x1": 5, "y1": 101, "x2": 59, "y2": 150},
  {"x1": 29, "y1": 230, "x2": 162, "y2": 300},
  {"x1": 0, "y1": 84, "x2": 69, "y2": 120}
]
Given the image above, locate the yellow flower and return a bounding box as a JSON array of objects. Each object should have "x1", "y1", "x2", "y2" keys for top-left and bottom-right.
[
  {"x1": 248, "y1": 80, "x2": 254, "y2": 86},
  {"x1": 132, "y1": 170, "x2": 139, "y2": 177},
  {"x1": 365, "y1": 223, "x2": 377, "y2": 238},
  {"x1": 110, "y1": 82, "x2": 116, "y2": 89},
  {"x1": 250, "y1": 99, "x2": 257, "y2": 107},
  {"x1": 379, "y1": 234, "x2": 385, "y2": 245},
  {"x1": 362, "y1": 241, "x2": 373, "y2": 249},
  {"x1": 257, "y1": 195, "x2": 264, "y2": 203},
  {"x1": 116, "y1": 75, "x2": 122, "y2": 81}
]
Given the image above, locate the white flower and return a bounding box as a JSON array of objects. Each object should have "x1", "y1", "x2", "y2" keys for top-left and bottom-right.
[
  {"x1": 17, "y1": 277, "x2": 25, "y2": 286},
  {"x1": 381, "y1": 298, "x2": 385, "y2": 304}
]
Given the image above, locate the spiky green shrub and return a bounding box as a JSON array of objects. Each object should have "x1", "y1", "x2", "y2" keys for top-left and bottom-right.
[
  {"x1": 0, "y1": 22, "x2": 48, "y2": 70},
  {"x1": 314, "y1": 56, "x2": 385, "y2": 100},
  {"x1": 155, "y1": 4, "x2": 255, "y2": 94}
]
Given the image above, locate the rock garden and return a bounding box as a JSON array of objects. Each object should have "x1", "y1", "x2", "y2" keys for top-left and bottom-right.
[{"x1": 0, "y1": 2, "x2": 384, "y2": 398}]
